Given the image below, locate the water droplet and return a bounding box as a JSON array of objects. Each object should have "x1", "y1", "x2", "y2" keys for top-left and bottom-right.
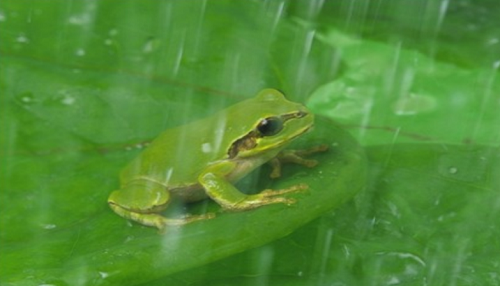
[
  {"x1": 68, "y1": 14, "x2": 91, "y2": 25},
  {"x1": 493, "y1": 60, "x2": 500, "y2": 70},
  {"x1": 57, "y1": 90, "x2": 77, "y2": 105},
  {"x1": 201, "y1": 142, "x2": 212, "y2": 153},
  {"x1": 21, "y1": 95, "x2": 32, "y2": 103},
  {"x1": 135, "y1": 143, "x2": 146, "y2": 149},
  {"x1": 434, "y1": 196, "x2": 441, "y2": 205},
  {"x1": 16, "y1": 92, "x2": 35, "y2": 105},
  {"x1": 387, "y1": 276, "x2": 400, "y2": 285},
  {"x1": 42, "y1": 224, "x2": 57, "y2": 230},
  {"x1": 143, "y1": 37, "x2": 160, "y2": 53},
  {"x1": 0, "y1": 11, "x2": 6, "y2": 22},
  {"x1": 75, "y1": 48, "x2": 86, "y2": 56},
  {"x1": 108, "y1": 29, "x2": 119, "y2": 36},
  {"x1": 61, "y1": 95, "x2": 75, "y2": 105},
  {"x1": 104, "y1": 39, "x2": 113, "y2": 46},
  {"x1": 439, "y1": 150, "x2": 489, "y2": 182},
  {"x1": 98, "y1": 271, "x2": 109, "y2": 279},
  {"x1": 486, "y1": 37, "x2": 499, "y2": 46},
  {"x1": 16, "y1": 34, "x2": 29, "y2": 43},
  {"x1": 448, "y1": 167, "x2": 458, "y2": 174}
]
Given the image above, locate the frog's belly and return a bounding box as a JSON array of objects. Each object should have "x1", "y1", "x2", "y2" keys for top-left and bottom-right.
[{"x1": 169, "y1": 183, "x2": 208, "y2": 203}]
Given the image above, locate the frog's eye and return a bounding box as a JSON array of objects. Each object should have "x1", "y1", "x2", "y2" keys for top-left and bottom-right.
[{"x1": 257, "y1": 117, "x2": 283, "y2": 136}]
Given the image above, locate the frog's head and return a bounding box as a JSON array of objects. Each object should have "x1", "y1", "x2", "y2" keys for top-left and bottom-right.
[{"x1": 228, "y1": 89, "x2": 314, "y2": 158}]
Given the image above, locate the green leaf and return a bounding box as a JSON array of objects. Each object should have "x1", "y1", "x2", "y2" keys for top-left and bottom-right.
[
  {"x1": 308, "y1": 28, "x2": 500, "y2": 146},
  {"x1": 0, "y1": 115, "x2": 366, "y2": 285},
  {"x1": 2, "y1": 0, "x2": 500, "y2": 285},
  {"x1": 2, "y1": 2, "x2": 358, "y2": 284}
]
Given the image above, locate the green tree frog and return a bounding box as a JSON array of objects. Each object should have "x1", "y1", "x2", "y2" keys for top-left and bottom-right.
[{"x1": 108, "y1": 89, "x2": 327, "y2": 230}]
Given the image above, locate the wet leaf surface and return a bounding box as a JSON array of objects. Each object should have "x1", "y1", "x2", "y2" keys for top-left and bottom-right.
[{"x1": 1, "y1": 1, "x2": 499, "y2": 285}]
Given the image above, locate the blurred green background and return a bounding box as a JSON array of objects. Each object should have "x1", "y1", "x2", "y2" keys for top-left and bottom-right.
[{"x1": 1, "y1": 0, "x2": 499, "y2": 285}]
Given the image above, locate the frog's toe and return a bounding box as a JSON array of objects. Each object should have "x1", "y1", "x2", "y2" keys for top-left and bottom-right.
[{"x1": 260, "y1": 183, "x2": 309, "y2": 196}]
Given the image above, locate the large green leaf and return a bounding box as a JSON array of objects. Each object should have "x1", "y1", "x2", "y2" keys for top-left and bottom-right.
[
  {"x1": 1, "y1": 1, "x2": 364, "y2": 285},
  {"x1": 1, "y1": 0, "x2": 499, "y2": 285},
  {"x1": 0, "y1": 115, "x2": 366, "y2": 285},
  {"x1": 307, "y1": 28, "x2": 500, "y2": 146}
]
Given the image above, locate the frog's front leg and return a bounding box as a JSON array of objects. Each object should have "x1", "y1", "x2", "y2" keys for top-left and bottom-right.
[
  {"x1": 198, "y1": 161, "x2": 306, "y2": 211},
  {"x1": 269, "y1": 144, "x2": 329, "y2": 178},
  {"x1": 108, "y1": 180, "x2": 214, "y2": 230}
]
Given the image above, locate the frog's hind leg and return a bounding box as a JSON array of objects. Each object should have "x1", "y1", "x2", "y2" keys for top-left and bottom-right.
[
  {"x1": 108, "y1": 203, "x2": 214, "y2": 231},
  {"x1": 108, "y1": 181, "x2": 214, "y2": 231}
]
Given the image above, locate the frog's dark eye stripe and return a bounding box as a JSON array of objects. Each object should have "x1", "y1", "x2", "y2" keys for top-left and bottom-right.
[{"x1": 228, "y1": 130, "x2": 258, "y2": 158}]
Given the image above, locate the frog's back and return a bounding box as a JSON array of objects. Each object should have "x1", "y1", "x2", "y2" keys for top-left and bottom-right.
[
  {"x1": 120, "y1": 117, "x2": 233, "y2": 187},
  {"x1": 120, "y1": 91, "x2": 304, "y2": 188}
]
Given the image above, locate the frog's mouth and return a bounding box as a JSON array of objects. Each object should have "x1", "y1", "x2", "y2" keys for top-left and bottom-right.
[{"x1": 290, "y1": 123, "x2": 313, "y2": 140}]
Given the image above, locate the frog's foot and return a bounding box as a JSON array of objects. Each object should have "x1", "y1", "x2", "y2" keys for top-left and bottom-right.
[
  {"x1": 228, "y1": 183, "x2": 309, "y2": 211},
  {"x1": 269, "y1": 144, "x2": 329, "y2": 178},
  {"x1": 259, "y1": 183, "x2": 309, "y2": 197},
  {"x1": 163, "y1": 213, "x2": 216, "y2": 226},
  {"x1": 155, "y1": 213, "x2": 216, "y2": 233}
]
